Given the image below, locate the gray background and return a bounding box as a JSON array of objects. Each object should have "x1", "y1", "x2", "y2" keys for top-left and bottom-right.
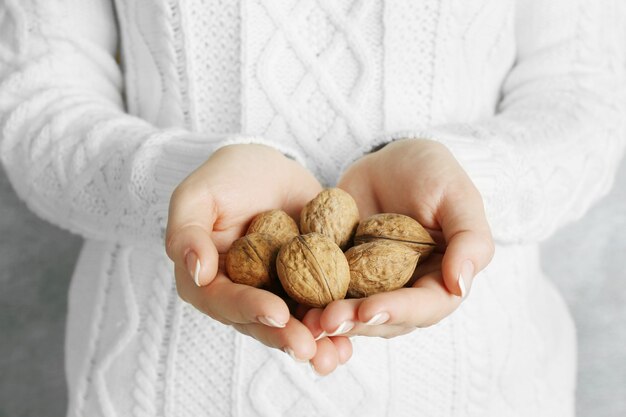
[{"x1": 1, "y1": 157, "x2": 625, "y2": 417}]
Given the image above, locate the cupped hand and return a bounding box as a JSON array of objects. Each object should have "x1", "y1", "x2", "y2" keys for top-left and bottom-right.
[
  {"x1": 165, "y1": 144, "x2": 352, "y2": 374},
  {"x1": 304, "y1": 139, "x2": 495, "y2": 340}
]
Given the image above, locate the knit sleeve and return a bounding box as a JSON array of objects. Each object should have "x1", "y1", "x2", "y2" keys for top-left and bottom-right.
[
  {"x1": 346, "y1": 0, "x2": 626, "y2": 244},
  {"x1": 0, "y1": 0, "x2": 304, "y2": 246}
]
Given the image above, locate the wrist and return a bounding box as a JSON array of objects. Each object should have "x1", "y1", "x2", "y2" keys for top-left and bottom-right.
[
  {"x1": 338, "y1": 134, "x2": 437, "y2": 179},
  {"x1": 212, "y1": 142, "x2": 317, "y2": 205},
  {"x1": 213, "y1": 142, "x2": 290, "y2": 161},
  {"x1": 216, "y1": 135, "x2": 309, "y2": 169}
]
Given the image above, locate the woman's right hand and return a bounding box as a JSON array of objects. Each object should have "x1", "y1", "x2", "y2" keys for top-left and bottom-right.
[{"x1": 165, "y1": 144, "x2": 352, "y2": 375}]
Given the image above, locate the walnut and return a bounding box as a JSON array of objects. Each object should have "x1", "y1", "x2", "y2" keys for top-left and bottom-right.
[
  {"x1": 276, "y1": 233, "x2": 350, "y2": 308},
  {"x1": 354, "y1": 213, "x2": 435, "y2": 260},
  {"x1": 247, "y1": 209, "x2": 299, "y2": 246},
  {"x1": 300, "y1": 188, "x2": 360, "y2": 250},
  {"x1": 226, "y1": 233, "x2": 281, "y2": 289},
  {"x1": 345, "y1": 240, "x2": 420, "y2": 298}
]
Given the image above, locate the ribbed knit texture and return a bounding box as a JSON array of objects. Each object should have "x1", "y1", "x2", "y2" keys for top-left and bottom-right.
[{"x1": 1, "y1": 1, "x2": 624, "y2": 416}]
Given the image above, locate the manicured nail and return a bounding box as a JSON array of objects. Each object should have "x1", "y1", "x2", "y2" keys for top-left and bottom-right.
[
  {"x1": 258, "y1": 316, "x2": 286, "y2": 328},
  {"x1": 458, "y1": 260, "x2": 475, "y2": 299},
  {"x1": 314, "y1": 331, "x2": 328, "y2": 341},
  {"x1": 186, "y1": 252, "x2": 201, "y2": 287},
  {"x1": 365, "y1": 312, "x2": 390, "y2": 326},
  {"x1": 327, "y1": 321, "x2": 355, "y2": 337}
]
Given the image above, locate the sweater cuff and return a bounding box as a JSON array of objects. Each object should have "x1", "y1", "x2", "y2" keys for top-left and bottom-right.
[{"x1": 150, "y1": 130, "x2": 308, "y2": 239}]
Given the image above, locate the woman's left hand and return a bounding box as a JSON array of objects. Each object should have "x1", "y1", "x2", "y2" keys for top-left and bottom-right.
[{"x1": 302, "y1": 139, "x2": 495, "y2": 340}]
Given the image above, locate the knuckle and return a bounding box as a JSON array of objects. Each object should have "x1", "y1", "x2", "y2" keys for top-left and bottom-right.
[
  {"x1": 176, "y1": 290, "x2": 190, "y2": 304},
  {"x1": 382, "y1": 327, "x2": 414, "y2": 339},
  {"x1": 202, "y1": 282, "x2": 221, "y2": 304},
  {"x1": 164, "y1": 232, "x2": 179, "y2": 259},
  {"x1": 212, "y1": 315, "x2": 231, "y2": 326},
  {"x1": 477, "y1": 232, "x2": 496, "y2": 260},
  {"x1": 197, "y1": 299, "x2": 220, "y2": 322},
  {"x1": 171, "y1": 180, "x2": 218, "y2": 213},
  {"x1": 486, "y1": 238, "x2": 496, "y2": 259},
  {"x1": 416, "y1": 318, "x2": 438, "y2": 330},
  {"x1": 174, "y1": 276, "x2": 191, "y2": 303},
  {"x1": 231, "y1": 323, "x2": 247, "y2": 335},
  {"x1": 169, "y1": 182, "x2": 189, "y2": 204}
]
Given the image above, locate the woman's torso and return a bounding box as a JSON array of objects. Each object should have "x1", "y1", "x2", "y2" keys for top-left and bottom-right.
[
  {"x1": 65, "y1": 1, "x2": 575, "y2": 416},
  {"x1": 119, "y1": 0, "x2": 515, "y2": 183}
]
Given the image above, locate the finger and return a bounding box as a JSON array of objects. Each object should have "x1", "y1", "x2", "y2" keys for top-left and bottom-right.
[
  {"x1": 328, "y1": 336, "x2": 353, "y2": 365},
  {"x1": 293, "y1": 304, "x2": 313, "y2": 321},
  {"x1": 310, "y1": 337, "x2": 340, "y2": 376},
  {"x1": 303, "y1": 298, "x2": 411, "y2": 338},
  {"x1": 337, "y1": 158, "x2": 381, "y2": 219},
  {"x1": 301, "y1": 308, "x2": 326, "y2": 340},
  {"x1": 438, "y1": 179, "x2": 495, "y2": 297},
  {"x1": 357, "y1": 271, "x2": 462, "y2": 328},
  {"x1": 425, "y1": 229, "x2": 446, "y2": 253},
  {"x1": 166, "y1": 183, "x2": 220, "y2": 287},
  {"x1": 301, "y1": 311, "x2": 354, "y2": 363},
  {"x1": 303, "y1": 305, "x2": 379, "y2": 340},
  {"x1": 407, "y1": 253, "x2": 443, "y2": 287},
  {"x1": 318, "y1": 298, "x2": 363, "y2": 337},
  {"x1": 282, "y1": 159, "x2": 324, "y2": 219},
  {"x1": 178, "y1": 268, "x2": 291, "y2": 327},
  {"x1": 232, "y1": 318, "x2": 317, "y2": 362}
]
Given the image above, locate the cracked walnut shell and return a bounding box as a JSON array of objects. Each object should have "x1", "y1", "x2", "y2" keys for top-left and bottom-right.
[
  {"x1": 276, "y1": 233, "x2": 350, "y2": 308},
  {"x1": 355, "y1": 213, "x2": 435, "y2": 259}
]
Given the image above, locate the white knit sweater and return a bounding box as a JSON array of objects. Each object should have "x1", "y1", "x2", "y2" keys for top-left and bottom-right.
[{"x1": 1, "y1": 0, "x2": 625, "y2": 416}]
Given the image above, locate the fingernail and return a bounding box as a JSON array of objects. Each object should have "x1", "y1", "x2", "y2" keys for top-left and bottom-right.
[
  {"x1": 327, "y1": 320, "x2": 355, "y2": 337},
  {"x1": 365, "y1": 312, "x2": 390, "y2": 326},
  {"x1": 314, "y1": 331, "x2": 328, "y2": 341},
  {"x1": 186, "y1": 252, "x2": 201, "y2": 287},
  {"x1": 283, "y1": 347, "x2": 305, "y2": 363},
  {"x1": 258, "y1": 316, "x2": 286, "y2": 328},
  {"x1": 458, "y1": 260, "x2": 475, "y2": 299}
]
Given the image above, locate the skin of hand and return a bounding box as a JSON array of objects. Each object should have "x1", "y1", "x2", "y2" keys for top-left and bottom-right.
[
  {"x1": 303, "y1": 138, "x2": 495, "y2": 340},
  {"x1": 165, "y1": 144, "x2": 352, "y2": 375}
]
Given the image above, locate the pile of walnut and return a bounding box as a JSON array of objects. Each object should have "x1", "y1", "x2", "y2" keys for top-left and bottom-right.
[{"x1": 225, "y1": 188, "x2": 435, "y2": 308}]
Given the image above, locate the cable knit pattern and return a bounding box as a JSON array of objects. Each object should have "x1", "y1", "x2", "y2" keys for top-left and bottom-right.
[
  {"x1": 1, "y1": 0, "x2": 624, "y2": 416},
  {"x1": 242, "y1": 0, "x2": 382, "y2": 184},
  {"x1": 383, "y1": 0, "x2": 440, "y2": 131},
  {"x1": 183, "y1": 0, "x2": 241, "y2": 133},
  {"x1": 167, "y1": 305, "x2": 237, "y2": 417},
  {"x1": 368, "y1": 0, "x2": 626, "y2": 243},
  {"x1": 132, "y1": 255, "x2": 177, "y2": 417},
  {"x1": 0, "y1": 0, "x2": 304, "y2": 245}
]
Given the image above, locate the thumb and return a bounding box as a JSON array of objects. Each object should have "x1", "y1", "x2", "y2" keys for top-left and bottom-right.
[
  {"x1": 438, "y1": 183, "x2": 494, "y2": 298},
  {"x1": 336, "y1": 161, "x2": 380, "y2": 219},
  {"x1": 281, "y1": 163, "x2": 324, "y2": 219},
  {"x1": 165, "y1": 186, "x2": 220, "y2": 287}
]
